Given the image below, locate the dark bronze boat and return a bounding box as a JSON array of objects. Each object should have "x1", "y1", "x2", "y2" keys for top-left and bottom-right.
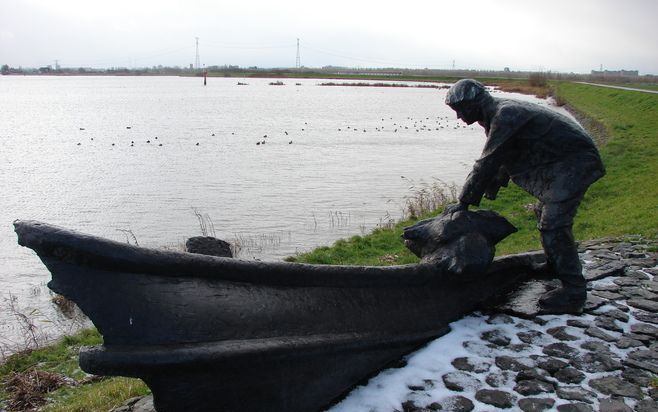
[{"x1": 14, "y1": 219, "x2": 545, "y2": 412}]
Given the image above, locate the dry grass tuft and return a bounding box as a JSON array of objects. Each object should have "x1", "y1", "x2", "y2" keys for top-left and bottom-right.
[
  {"x1": 4, "y1": 370, "x2": 69, "y2": 411},
  {"x1": 403, "y1": 179, "x2": 457, "y2": 220}
]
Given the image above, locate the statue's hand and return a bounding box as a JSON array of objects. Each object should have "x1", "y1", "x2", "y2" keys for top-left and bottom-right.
[{"x1": 443, "y1": 202, "x2": 468, "y2": 215}]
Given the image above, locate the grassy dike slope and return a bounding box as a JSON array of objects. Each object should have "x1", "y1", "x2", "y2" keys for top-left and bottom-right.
[{"x1": 1, "y1": 81, "x2": 656, "y2": 411}]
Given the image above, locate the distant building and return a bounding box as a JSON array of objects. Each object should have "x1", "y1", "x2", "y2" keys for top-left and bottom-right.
[{"x1": 591, "y1": 69, "x2": 639, "y2": 77}]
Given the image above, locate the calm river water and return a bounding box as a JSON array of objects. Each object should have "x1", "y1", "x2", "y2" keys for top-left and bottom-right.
[{"x1": 0, "y1": 75, "x2": 560, "y2": 352}]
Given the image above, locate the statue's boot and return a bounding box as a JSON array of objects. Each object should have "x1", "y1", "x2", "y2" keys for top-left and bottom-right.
[{"x1": 538, "y1": 227, "x2": 586, "y2": 314}]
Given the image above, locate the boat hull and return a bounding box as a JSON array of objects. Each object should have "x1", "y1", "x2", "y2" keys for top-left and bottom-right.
[{"x1": 14, "y1": 220, "x2": 546, "y2": 411}]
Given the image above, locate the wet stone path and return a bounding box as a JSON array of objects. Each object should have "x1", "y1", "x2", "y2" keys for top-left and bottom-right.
[{"x1": 392, "y1": 237, "x2": 657, "y2": 412}]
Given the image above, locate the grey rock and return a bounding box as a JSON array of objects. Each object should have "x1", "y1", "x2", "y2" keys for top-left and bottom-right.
[
  {"x1": 556, "y1": 403, "x2": 594, "y2": 412},
  {"x1": 110, "y1": 396, "x2": 155, "y2": 412},
  {"x1": 566, "y1": 319, "x2": 590, "y2": 329},
  {"x1": 651, "y1": 386, "x2": 658, "y2": 401},
  {"x1": 515, "y1": 368, "x2": 550, "y2": 383},
  {"x1": 518, "y1": 330, "x2": 545, "y2": 344},
  {"x1": 513, "y1": 379, "x2": 555, "y2": 396},
  {"x1": 542, "y1": 342, "x2": 579, "y2": 359},
  {"x1": 584, "y1": 326, "x2": 617, "y2": 342},
  {"x1": 536, "y1": 357, "x2": 568, "y2": 374},
  {"x1": 592, "y1": 251, "x2": 621, "y2": 260},
  {"x1": 584, "y1": 261, "x2": 626, "y2": 281},
  {"x1": 508, "y1": 343, "x2": 532, "y2": 352},
  {"x1": 588, "y1": 376, "x2": 643, "y2": 399},
  {"x1": 621, "y1": 367, "x2": 653, "y2": 386},
  {"x1": 620, "y1": 286, "x2": 658, "y2": 300},
  {"x1": 591, "y1": 290, "x2": 624, "y2": 300},
  {"x1": 598, "y1": 308, "x2": 629, "y2": 322},
  {"x1": 570, "y1": 352, "x2": 622, "y2": 373},
  {"x1": 598, "y1": 398, "x2": 632, "y2": 412},
  {"x1": 547, "y1": 326, "x2": 579, "y2": 341},
  {"x1": 185, "y1": 236, "x2": 233, "y2": 257},
  {"x1": 594, "y1": 316, "x2": 624, "y2": 332},
  {"x1": 628, "y1": 298, "x2": 658, "y2": 312},
  {"x1": 495, "y1": 355, "x2": 533, "y2": 371},
  {"x1": 462, "y1": 340, "x2": 494, "y2": 357},
  {"x1": 614, "y1": 337, "x2": 644, "y2": 349},
  {"x1": 426, "y1": 402, "x2": 442, "y2": 411},
  {"x1": 624, "y1": 269, "x2": 650, "y2": 280},
  {"x1": 625, "y1": 257, "x2": 657, "y2": 267},
  {"x1": 451, "y1": 357, "x2": 491, "y2": 373},
  {"x1": 608, "y1": 301, "x2": 630, "y2": 312},
  {"x1": 630, "y1": 322, "x2": 658, "y2": 338},
  {"x1": 481, "y1": 329, "x2": 511, "y2": 346},
  {"x1": 441, "y1": 371, "x2": 481, "y2": 392},
  {"x1": 556, "y1": 386, "x2": 597, "y2": 403},
  {"x1": 583, "y1": 295, "x2": 607, "y2": 312},
  {"x1": 401, "y1": 400, "x2": 428, "y2": 412},
  {"x1": 592, "y1": 283, "x2": 621, "y2": 292},
  {"x1": 578, "y1": 239, "x2": 615, "y2": 250},
  {"x1": 647, "y1": 280, "x2": 658, "y2": 293},
  {"x1": 517, "y1": 397, "x2": 555, "y2": 412},
  {"x1": 486, "y1": 314, "x2": 514, "y2": 324},
  {"x1": 625, "y1": 332, "x2": 654, "y2": 345},
  {"x1": 613, "y1": 277, "x2": 640, "y2": 287},
  {"x1": 635, "y1": 399, "x2": 658, "y2": 412},
  {"x1": 580, "y1": 340, "x2": 612, "y2": 353},
  {"x1": 553, "y1": 367, "x2": 585, "y2": 384},
  {"x1": 474, "y1": 389, "x2": 514, "y2": 409},
  {"x1": 635, "y1": 310, "x2": 658, "y2": 325},
  {"x1": 485, "y1": 371, "x2": 513, "y2": 388},
  {"x1": 623, "y1": 349, "x2": 658, "y2": 374},
  {"x1": 594, "y1": 316, "x2": 623, "y2": 333},
  {"x1": 440, "y1": 396, "x2": 474, "y2": 412}
]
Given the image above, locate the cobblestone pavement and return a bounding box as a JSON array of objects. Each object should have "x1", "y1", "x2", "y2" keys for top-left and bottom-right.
[
  {"x1": 331, "y1": 237, "x2": 657, "y2": 412},
  {"x1": 115, "y1": 237, "x2": 657, "y2": 412}
]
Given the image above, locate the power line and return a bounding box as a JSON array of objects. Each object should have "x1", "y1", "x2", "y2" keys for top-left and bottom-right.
[
  {"x1": 302, "y1": 43, "x2": 453, "y2": 69},
  {"x1": 202, "y1": 41, "x2": 295, "y2": 50}
]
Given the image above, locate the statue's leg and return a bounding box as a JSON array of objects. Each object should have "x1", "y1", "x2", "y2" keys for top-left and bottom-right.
[
  {"x1": 540, "y1": 227, "x2": 585, "y2": 291},
  {"x1": 536, "y1": 196, "x2": 586, "y2": 313}
]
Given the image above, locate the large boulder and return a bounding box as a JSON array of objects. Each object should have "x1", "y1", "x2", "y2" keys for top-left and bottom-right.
[
  {"x1": 185, "y1": 236, "x2": 233, "y2": 257},
  {"x1": 402, "y1": 209, "x2": 517, "y2": 276}
]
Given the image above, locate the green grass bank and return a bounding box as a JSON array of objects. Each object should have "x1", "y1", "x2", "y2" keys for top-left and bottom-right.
[{"x1": 1, "y1": 81, "x2": 656, "y2": 411}]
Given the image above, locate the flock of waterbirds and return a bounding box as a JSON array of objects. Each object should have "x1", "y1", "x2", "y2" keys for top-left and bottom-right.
[{"x1": 74, "y1": 115, "x2": 476, "y2": 148}]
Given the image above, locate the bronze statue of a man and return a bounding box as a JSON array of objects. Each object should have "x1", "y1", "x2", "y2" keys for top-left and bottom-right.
[{"x1": 444, "y1": 79, "x2": 605, "y2": 314}]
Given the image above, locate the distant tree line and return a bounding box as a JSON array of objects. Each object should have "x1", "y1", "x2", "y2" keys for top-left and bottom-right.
[{"x1": 1, "y1": 63, "x2": 656, "y2": 84}]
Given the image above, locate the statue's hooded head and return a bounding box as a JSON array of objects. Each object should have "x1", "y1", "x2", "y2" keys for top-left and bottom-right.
[{"x1": 445, "y1": 79, "x2": 491, "y2": 125}]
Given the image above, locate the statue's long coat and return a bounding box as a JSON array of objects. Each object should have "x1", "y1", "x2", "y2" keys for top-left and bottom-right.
[{"x1": 460, "y1": 99, "x2": 605, "y2": 205}]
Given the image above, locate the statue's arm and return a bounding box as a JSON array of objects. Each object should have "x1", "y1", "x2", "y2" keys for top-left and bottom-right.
[
  {"x1": 459, "y1": 106, "x2": 529, "y2": 206},
  {"x1": 459, "y1": 151, "x2": 507, "y2": 206},
  {"x1": 483, "y1": 167, "x2": 510, "y2": 200}
]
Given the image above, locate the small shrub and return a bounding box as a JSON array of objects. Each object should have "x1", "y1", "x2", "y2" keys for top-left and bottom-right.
[{"x1": 528, "y1": 72, "x2": 548, "y2": 87}]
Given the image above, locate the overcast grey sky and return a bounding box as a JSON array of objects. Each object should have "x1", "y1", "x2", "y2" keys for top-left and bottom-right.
[{"x1": 2, "y1": 0, "x2": 657, "y2": 74}]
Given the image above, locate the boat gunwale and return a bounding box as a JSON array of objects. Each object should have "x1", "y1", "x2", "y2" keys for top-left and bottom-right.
[{"x1": 15, "y1": 220, "x2": 545, "y2": 287}]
